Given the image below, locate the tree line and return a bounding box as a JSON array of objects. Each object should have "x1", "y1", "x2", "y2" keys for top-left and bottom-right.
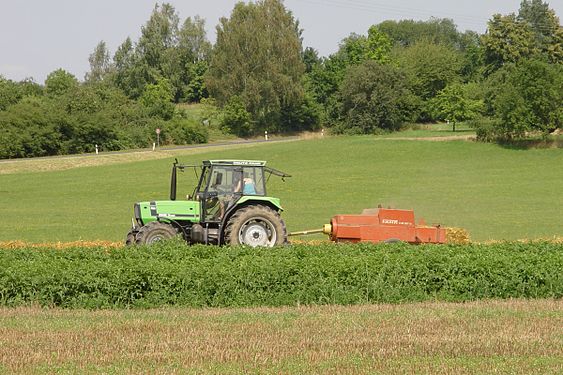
[{"x1": 1, "y1": 0, "x2": 561, "y2": 158}]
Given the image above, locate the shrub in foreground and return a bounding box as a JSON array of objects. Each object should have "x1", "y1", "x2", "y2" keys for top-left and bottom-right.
[{"x1": 0, "y1": 241, "x2": 560, "y2": 308}]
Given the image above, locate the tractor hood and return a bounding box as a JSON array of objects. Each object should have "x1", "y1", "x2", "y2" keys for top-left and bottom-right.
[{"x1": 135, "y1": 200, "x2": 200, "y2": 226}]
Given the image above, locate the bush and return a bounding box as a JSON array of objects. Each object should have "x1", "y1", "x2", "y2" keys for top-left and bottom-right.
[
  {"x1": 279, "y1": 93, "x2": 322, "y2": 132},
  {"x1": 468, "y1": 117, "x2": 499, "y2": 142},
  {"x1": 164, "y1": 118, "x2": 209, "y2": 145},
  {"x1": 0, "y1": 241, "x2": 561, "y2": 308},
  {"x1": 139, "y1": 78, "x2": 175, "y2": 120},
  {"x1": 220, "y1": 95, "x2": 253, "y2": 137}
]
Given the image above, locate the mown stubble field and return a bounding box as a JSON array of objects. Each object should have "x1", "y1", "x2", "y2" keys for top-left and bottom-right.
[{"x1": 1, "y1": 299, "x2": 561, "y2": 374}]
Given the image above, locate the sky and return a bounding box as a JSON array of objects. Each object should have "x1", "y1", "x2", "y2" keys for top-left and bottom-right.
[{"x1": 1, "y1": 0, "x2": 562, "y2": 83}]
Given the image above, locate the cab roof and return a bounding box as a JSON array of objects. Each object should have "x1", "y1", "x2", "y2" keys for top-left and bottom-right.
[{"x1": 204, "y1": 160, "x2": 266, "y2": 167}]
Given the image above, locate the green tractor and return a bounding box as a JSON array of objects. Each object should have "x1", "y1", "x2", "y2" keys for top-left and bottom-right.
[{"x1": 126, "y1": 159, "x2": 291, "y2": 247}]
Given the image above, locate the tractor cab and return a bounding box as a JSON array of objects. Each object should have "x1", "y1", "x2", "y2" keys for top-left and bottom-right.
[{"x1": 193, "y1": 160, "x2": 267, "y2": 222}]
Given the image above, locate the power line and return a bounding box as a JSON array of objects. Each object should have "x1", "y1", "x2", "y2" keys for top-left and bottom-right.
[
  {"x1": 295, "y1": 0, "x2": 561, "y2": 32},
  {"x1": 296, "y1": 0, "x2": 488, "y2": 28}
]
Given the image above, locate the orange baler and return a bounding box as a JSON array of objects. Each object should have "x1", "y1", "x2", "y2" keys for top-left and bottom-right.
[{"x1": 322, "y1": 208, "x2": 447, "y2": 244}]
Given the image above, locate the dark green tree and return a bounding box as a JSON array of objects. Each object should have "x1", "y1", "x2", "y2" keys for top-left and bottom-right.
[
  {"x1": 378, "y1": 18, "x2": 461, "y2": 48},
  {"x1": 112, "y1": 37, "x2": 140, "y2": 97},
  {"x1": 518, "y1": 0, "x2": 563, "y2": 63},
  {"x1": 481, "y1": 14, "x2": 539, "y2": 72},
  {"x1": 44, "y1": 69, "x2": 79, "y2": 97},
  {"x1": 305, "y1": 25, "x2": 392, "y2": 121},
  {"x1": 110, "y1": 4, "x2": 211, "y2": 102},
  {"x1": 220, "y1": 95, "x2": 253, "y2": 136},
  {"x1": 139, "y1": 77, "x2": 175, "y2": 120},
  {"x1": 331, "y1": 60, "x2": 416, "y2": 134},
  {"x1": 302, "y1": 47, "x2": 321, "y2": 73},
  {"x1": 489, "y1": 59, "x2": 562, "y2": 139},
  {"x1": 0, "y1": 76, "x2": 22, "y2": 111},
  {"x1": 394, "y1": 39, "x2": 463, "y2": 121},
  {"x1": 207, "y1": 0, "x2": 306, "y2": 133},
  {"x1": 177, "y1": 16, "x2": 212, "y2": 102}
]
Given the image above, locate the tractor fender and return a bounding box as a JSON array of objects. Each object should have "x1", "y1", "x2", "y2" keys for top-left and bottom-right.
[
  {"x1": 155, "y1": 217, "x2": 190, "y2": 241},
  {"x1": 235, "y1": 196, "x2": 283, "y2": 211}
]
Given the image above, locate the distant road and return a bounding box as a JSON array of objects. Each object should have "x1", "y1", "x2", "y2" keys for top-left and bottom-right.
[{"x1": 0, "y1": 136, "x2": 301, "y2": 164}]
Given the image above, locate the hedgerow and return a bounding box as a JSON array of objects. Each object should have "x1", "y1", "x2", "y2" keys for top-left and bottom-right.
[{"x1": 0, "y1": 240, "x2": 561, "y2": 308}]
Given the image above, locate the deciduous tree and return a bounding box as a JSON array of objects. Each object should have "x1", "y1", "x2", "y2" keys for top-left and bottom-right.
[
  {"x1": 433, "y1": 84, "x2": 483, "y2": 131},
  {"x1": 85, "y1": 41, "x2": 112, "y2": 83},
  {"x1": 207, "y1": 0, "x2": 306, "y2": 133},
  {"x1": 44, "y1": 69, "x2": 78, "y2": 97},
  {"x1": 332, "y1": 60, "x2": 416, "y2": 134},
  {"x1": 481, "y1": 14, "x2": 539, "y2": 72},
  {"x1": 518, "y1": 0, "x2": 563, "y2": 63}
]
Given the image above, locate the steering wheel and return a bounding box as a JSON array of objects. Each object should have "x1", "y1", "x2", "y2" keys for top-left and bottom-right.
[{"x1": 214, "y1": 185, "x2": 231, "y2": 194}]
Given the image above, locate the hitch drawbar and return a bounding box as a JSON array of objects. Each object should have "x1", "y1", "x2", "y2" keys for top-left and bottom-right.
[{"x1": 289, "y1": 208, "x2": 447, "y2": 244}]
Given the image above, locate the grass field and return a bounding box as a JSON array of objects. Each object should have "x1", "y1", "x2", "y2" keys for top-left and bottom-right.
[
  {"x1": 0, "y1": 299, "x2": 561, "y2": 374},
  {"x1": 0, "y1": 136, "x2": 561, "y2": 242},
  {"x1": 1, "y1": 134, "x2": 561, "y2": 374}
]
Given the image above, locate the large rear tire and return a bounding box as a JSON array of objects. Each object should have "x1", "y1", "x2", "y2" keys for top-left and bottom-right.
[
  {"x1": 224, "y1": 205, "x2": 286, "y2": 247},
  {"x1": 135, "y1": 222, "x2": 178, "y2": 245}
]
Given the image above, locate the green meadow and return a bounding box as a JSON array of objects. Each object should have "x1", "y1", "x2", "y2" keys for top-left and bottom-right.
[{"x1": 0, "y1": 136, "x2": 561, "y2": 242}]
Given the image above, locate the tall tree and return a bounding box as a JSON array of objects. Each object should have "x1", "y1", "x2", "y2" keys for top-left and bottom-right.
[
  {"x1": 137, "y1": 3, "x2": 179, "y2": 70},
  {"x1": 177, "y1": 16, "x2": 212, "y2": 102},
  {"x1": 489, "y1": 59, "x2": 562, "y2": 138},
  {"x1": 481, "y1": 14, "x2": 539, "y2": 72},
  {"x1": 332, "y1": 60, "x2": 416, "y2": 134},
  {"x1": 305, "y1": 25, "x2": 392, "y2": 117},
  {"x1": 207, "y1": 0, "x2": 306, "y2": 133},
  {"x1": 85, "y1": 41, "x2": 112, "y2": 83},
  {"x1": 134, "y1": 3, "x2": 180, "y2": 98},
  {"x1": 178, "y1": 16, "x2": 212, "y2": 63},
  {"x1": 518, "y1": 0, "x2": 563, "y2": 63},
  {"x1": 113, "y1": 37, "x2": 142, "y2": 98},
  {"x1": 395, "y1": 39, "x2": 463, "y2": 121},
  {"x1": 110, "y1": 4, "x2": 211, "y2": 102}
]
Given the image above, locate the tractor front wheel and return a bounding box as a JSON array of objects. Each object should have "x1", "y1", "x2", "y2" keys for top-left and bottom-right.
[
  {"x1": 224, "y1": 205, "x2": 286, "y2": 247},
  {"x1": 125, "y1": 229, "x2": 138, "y2": 246},
  {"x1": 135, "y1": 222, "x2": 178, "y2": 245}
]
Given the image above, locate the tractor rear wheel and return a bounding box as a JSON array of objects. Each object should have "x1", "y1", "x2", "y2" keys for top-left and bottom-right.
[
  {"x1": 224, "y1": 205, "x2": 286, "y2": 247},
  {"x1": 135, "y1": 222, "x2": 178, "y2": 245}
]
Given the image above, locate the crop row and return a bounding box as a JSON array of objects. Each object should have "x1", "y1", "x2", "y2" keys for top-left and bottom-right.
[{"x1": 0, "y1": 240, "x2": 561, "y2": 308}]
